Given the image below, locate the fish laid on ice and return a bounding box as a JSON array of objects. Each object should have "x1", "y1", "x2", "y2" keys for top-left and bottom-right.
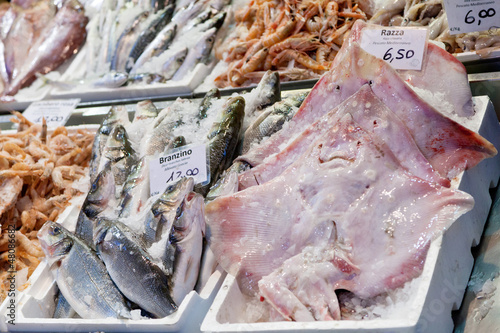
[
  {"x1": 197, "y1": 87, "x2": 220, "y2": 122},
  {"x1": 89, "y1": 105, "x2": 130, "y2": 184},
  {"x1": 172, "y1": 27, "x2": 217, "y2": 81},
  {"x1": 103, "y1": 124, "x2": 138, "y2": 189},
  {"x1": 194, "y1": 96, "x2": 245, "y2": 196},
  {"x1": 95, "y1": 219, "x2": 177, "y2": 318},
  {"x1": 38, "y1": 221, "x2": 131, "y2": 319},
  {"x1": 206, "y1": 110, "x2": 475, "y2": 320},
  {"x1": 160, "y1": 47, "x2": 188, "y2": 80},
  {"x1": 125, "y1": 5, "x2": 175, "y2": 73},
  {"x1": 3, "y1": 0, "x2": 88, "y2": 97}
]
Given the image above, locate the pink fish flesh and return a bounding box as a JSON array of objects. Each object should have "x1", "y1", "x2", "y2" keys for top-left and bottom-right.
[
  {"x1": 238, "y1": 84, "x2": 450, "y2": 190},
  {"x1": 206, "y1": 104, "x2": 475, "y2": 304},
  {"x1": 3, "y1": 0, "x2": 87, "y2": 97}
]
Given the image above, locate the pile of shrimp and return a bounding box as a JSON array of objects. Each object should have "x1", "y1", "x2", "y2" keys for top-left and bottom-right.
[
  {"x1": 0, "y1": 112, "x2": 94, "y2": 302},
  {"x1": 214, "y1": 0, "x2": 367, "y2": 87}
]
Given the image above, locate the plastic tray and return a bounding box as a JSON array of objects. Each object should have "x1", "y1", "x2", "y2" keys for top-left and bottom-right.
[{"x1": 200, "y1": 96, "x2": 500, "y2": 333}]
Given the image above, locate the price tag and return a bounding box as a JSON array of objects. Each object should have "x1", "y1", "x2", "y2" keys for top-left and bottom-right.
[
  {"x1": 443, "y1": 0, "x2": 499, "y2": 35},
  {"x1": 23, "y1": 99, "x2": 80, "y2": 127},
  {"x1": 149, "y1": 144, "x2": 209, "y2": 196},
  {"x1": 359, "y1": 27, "x2": 428, "y2": 70}
]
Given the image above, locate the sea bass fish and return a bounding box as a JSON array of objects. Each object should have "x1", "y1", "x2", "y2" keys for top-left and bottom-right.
[
  {"x1": 38, "y1": 221, "x2": 131, "y2": 319},
  {"x1": 94, "y1": 219, "x2": 177, "y2": 318},
  {"x1": 3, "y1": 0, "x2": 88, "y2": 97}
]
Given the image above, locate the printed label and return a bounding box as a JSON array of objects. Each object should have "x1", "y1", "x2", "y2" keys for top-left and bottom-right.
[
  {"x1": 22, "y1": 99, "x2": 80, "y2": 127},
  {"x1": 443, "y1": 0, "x2": 499, "y2": 35}
]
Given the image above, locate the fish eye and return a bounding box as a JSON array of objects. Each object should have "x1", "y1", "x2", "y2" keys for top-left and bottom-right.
[{"x1": 51, "y1": 225, "x2": 61, "y2": 235}]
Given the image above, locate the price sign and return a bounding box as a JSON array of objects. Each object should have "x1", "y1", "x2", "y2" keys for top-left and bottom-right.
[
  {"x1": 149, "y1": 144, "x2": 209, "y2": 196},
  {"x1": 22, "y1": 99, "x2": 80, "y2": 127},
  {"x1": 443, "y1": 0, "x2": 499, "y2": 35},
  {"x1": 359, "y1": 27, "x2": 428, "y2": 70}
]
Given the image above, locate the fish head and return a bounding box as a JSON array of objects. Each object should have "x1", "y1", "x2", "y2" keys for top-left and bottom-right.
[
  {"x1": 85, "y1": 164, "x2": 115, "y2": 215},
  {"x1": 134, "y1": 100, "x2": 158, "y2": 121},
  {"x1": 38, "y1": 221, "x2": 74, "y2": 266},
  {"x1": 171, "y1": 191, "x2": 205, "y2": 241},
  {"x1": 256, "y1": 71, "x2": 281, "y2": 109},
  {"x1": 208, "y1": 11, "x2": 227, "y2": 30},
  {"x1": 198, "y1": 28, "x2": 217, "y2": 62},
  {"x1": 105, "y1": 125, "x2": 135, "y2": 161},
  {"x1": 93, "y1": 217, "x2": 115, "y2": 248}
]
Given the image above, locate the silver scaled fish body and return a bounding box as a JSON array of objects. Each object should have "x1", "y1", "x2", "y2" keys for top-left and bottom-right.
[
  {"x1": 104, "y1": 124, "x2": 138, "y2": 190},
  {"x1": 89, "y1": 105, "x2": 130, "y2": 184},
  {"x1": 94, "y1": 219, "x2": 177, "y2": 318},
  {"x1": 161, "y1": 47, "x2": 188, "y2": 80},
  {"x1": 197, "y1": 87, "x2": 220, "y2": 122},
  {"x1": 38, "y1": 221, "x2": 131, "y2": 319},
  {"x1": 205, "y1": 160, "x2": 250, "y2": 202},
  {"x1": 194, "y1": 96, "x2": 245, "y2": 196},
  {"x1": 241, "y1": 91, "x2": 308, "y2": 154}
]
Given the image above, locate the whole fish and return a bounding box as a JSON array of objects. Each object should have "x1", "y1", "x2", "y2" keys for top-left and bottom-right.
[
  {"x1": 241, "y1": 71, "x2": 281, "y2": 116},
  {"x1": 241, "y1": 91, "x2": 308, "y2": 154},
  {"x1": 172, "y1": 28, "x2": 216, "y2": 81},
  {"x1": 161, "y1": 47, "x2": 188, "y2": 80},
  {"x1": 171, "y1": 1, "x2": 204, "y2": 29},
  {"x1": 197, "y1": 87, "x2": 220, "y2": 122},
  {"x1": 38, "y1": 221, "x2": 131, "y2": 319},
  {"x1": 4, "y1": 0, "x2": 88, "y2": 97},
  {"x1": 128, "y1": 73, "x2": 166, "y2": 85},
  {"x1": 144, "y1": 177, "x2": 194, "y2": 245},
  {"x1": 181, "y1": 7, "x2": 216, "y2": 32},
  {"x1": 110, "y1": 11, "x2": 149, "y2": 72},
  {"x1": 140, "y1": 105, "x2": 183, "y2": 156},
  {"x1": 130, "y1": 23, "x2": 177, "y2": 73},
  {"x1": 75, "y1": 164, "x2": 115, "y2": 249},
  {"x1": 170, "y1": 191, "x2": 205, "y2": 305},
  {"x1": 89, "y1": 105, "x2": 130, "y2": 184},
  {"x1": 36, "y1": 71, "x2": 129, "y2": 90},
  {"x1": 194, "y1": 96, "x2": 245, "y2": 196},
  {"x1": 104, "y1": 124, "x2": 137, "y2": 188},
  {"x1": 4, "y1": 0, "x2": 56, "y2": 81},
  {"x1": 205, "y1": 160, "x2": 250, "y2": 202},
  {"x1": 94, "y1": 219, "x2": 177, "y2": 318},
  {"x1": 125, "y1": 5, "x2": 175, "y2": 73}
]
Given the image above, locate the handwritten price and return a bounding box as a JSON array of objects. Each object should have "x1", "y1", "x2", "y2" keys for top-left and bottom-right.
[
  {"x1": 383, "y1": 48, "x2": 415, "y2": 64},
  {"x1": 166, "y1": 168, "x2": 199, "y2": 183},
  {"x1": 465, "y1": 8, "x2": 496, "y2": 26},
  {"x1": 35, "y1": 115, "x2": 65, "y2": 124}
]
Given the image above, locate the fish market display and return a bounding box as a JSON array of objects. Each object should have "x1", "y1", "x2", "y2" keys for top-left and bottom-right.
[
  {"x1": 37, "y1": 72, "x2": 289, "y2": 319},
  {"x1": 362, "y1": 0, "x2": 500, "y2": 54},
  {"x1": 55, "y1": 0, "x2": 229, "y2": 91},
  {"x1": 0, "y1": 0, "x2": 88, "y2": 100},
  {"x1": 204, "y1": 21, "x2": 497, "y2": 322},
  {"x1": 209, "y1": 0, "x2": 368, "y2": 88},
  {"x1": 0, "y1": 113, "x2": 95, "y2": 303}
]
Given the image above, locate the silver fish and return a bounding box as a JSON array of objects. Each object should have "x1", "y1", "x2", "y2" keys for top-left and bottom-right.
[
  {"x1": 172, "y1": 28, "x2": 216, "y2": 81},
  {"x1": 38, "y1": 221, "x2": 131, "y2": 319},
  {"x1": 241, "y1": 91, "x2": 308, "y2": 154},
  {"x1": 53, "y1": 292, "x2": 76, "y2": 318},
  {"x1": 172, "y1": 1, "x2": 204, "y2": 29},
  {"x1": 110, "y1": 11, "x2": 150, "y2": 72},
  {"x1": 94, "y1": 219, "x2": 177, "y2": 318},
  {"x1": 205, "y1": 160, "x2": 250, "y2": 202},
  {"x1": 128, "y1": 73, "x2": 166, "y2": 85},
  {"x1": 36, "y1": 71, "x2": 129, "y2": 90},
  {"x1": 141, "y1": 105, "x2": 182, "y2": 156},
  {"x1": 4, "y1": 0, "x2": 88, "y2": 97},
  {"x1": 104, "y1": 124, "x2": 137, "y2": 189},
  {"x1": 131, "y1": 23, "x2": 177, "y2": 73},
  {"x1": 194, "y1": 96, "x2": 245, "y2": 196},
  {"x1": 75, "y1": 163, "x2": 115, "y2": 249},
  {"x1": 197, "y1": 87, "x2": 220, "y2": 122},
  {"x1": 170, "y1": 191, "x2": 205, "y2": 305},
  {"x1": 134, "y1": 99, "x2": 158, "y2": 121},
  {"x1": 89, "y1": 105, "x2": 130, "y2": 184},
  {"x1": 125, "y1": 5, "x2": 175, "y2": 73},
  {"x1": 144, "y1": 177, "x2": 194, "y2": 245},
  {"x1": 161, "y1": 47, "x2": 188, "y2": 80}
]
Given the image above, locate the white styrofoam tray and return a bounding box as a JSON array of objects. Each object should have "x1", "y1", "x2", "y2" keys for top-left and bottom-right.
[{"x1": 200, "y1": 96, "x2": 500, "y2": 333}]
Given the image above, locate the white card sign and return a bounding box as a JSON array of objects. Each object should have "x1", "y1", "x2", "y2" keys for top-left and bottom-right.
[
  {"x1": 149, "y1": 144, "x2": 209, "y2": 196},
  {"x1": 360, "y1": 27, "x2": 428, "y2": 70},
  {"x1": 444, "y1": 0, "x2": 499, "y2": 35},
  {"x1": 22, "y1": 99, "x2": 80, "y2": 127}
]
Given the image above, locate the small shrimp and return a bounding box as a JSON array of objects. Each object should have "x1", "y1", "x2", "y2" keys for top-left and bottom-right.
[
  {"x1": 269, "y1": 35, "x2": 321, "y2": 55},
  {"x1": 50, "y1": 126, "x2": 68, "y2": 138},
  {"x1": 246, "y1": 18, "x2": 265, "y2": 41},
  {"x1": 272, "y1": 49, "x2": 327, "y2": 71},
  {"x1": 240, "y1": 47, "x2": 269, "y2": 75},
  {"x1": 327, "y1": 20, "x2": 354, "y2": 44},
  {"x1": 316, "y1": 44, "x2": 330, "y2": 64},
  {"x1": 3, "y1": 142, "x2": 26, "y2": 159},
  {"x1": 305, "y1": 16, "x2": 323, "y2": 34},
  {"x1": 262, "y1": 18, "x2": 296, "y2": 47},
  {"x1": 55, "y1": 147, "x2": 82, "y2": 166},
  {"x1": 16, "y1": 231, "x2": 44, "y2": 258},
  {"x1": 338, "y1": 10, "x2": 366, "y2": 19}
]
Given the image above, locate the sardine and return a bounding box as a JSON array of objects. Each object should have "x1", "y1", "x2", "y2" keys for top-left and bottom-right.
[
  {"x1": 194, "y1": 96, "x2": 245, "y2": 196},
  {"x1": 38, "y1": 221, "x2": 131, "y2": 319},
  {"x1": 197, "y1": 88, "x2": 220, "y2": 122},
  {"x1": 3, "y1": 0, "x2": 88, "y2": 97},
  {"x1": 172, "y1": 28, "x2": 216, "y2": 81},
  {"x1": 110, "y1": 11, "x2": 149, "y2": 72},
  {"x1": 131, "y1": 23, "x2": 177, "y2": 73},
  {"x1": 170, "y1": 191, "x2": 205, "y2": 305},
  {"x1": 241, "y1": 91, "x2": 308, "y2": 154},
  {"x1": 89, "y1": 105, "x2": 130, "y2": 184},
  {"x1": 94, "y1": 219, "x2": 177, "y2": 318},
  {"x1": 161, "y1": 47, "x2": 188, "y2": 80},
  {"x1": 125, "y1": 5, "x2": 175, "y2": 73}
]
